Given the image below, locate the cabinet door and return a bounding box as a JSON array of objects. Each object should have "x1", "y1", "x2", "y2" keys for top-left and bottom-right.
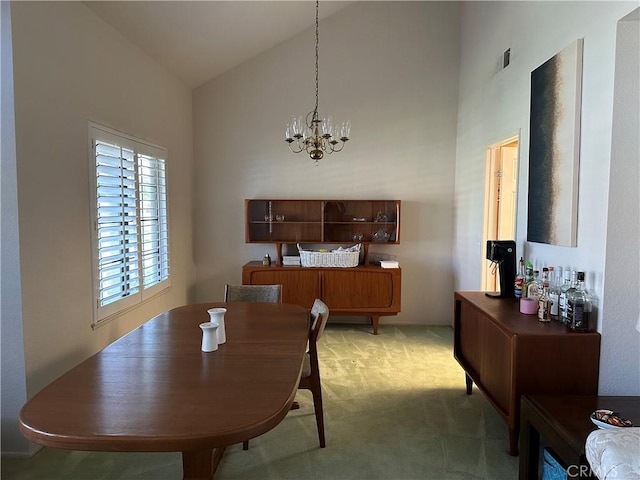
[
  {"x1": 480, "y1": 319, "x2": 512, "y2": 415},
  {"x1": 323, "y1": 200, "x2": 400, "y2": 243},
  {"x1": 457, "y1": 302, "x2": 483, "y2": 380},
  {"x1": 321, "y1": 270, "x2": 395, "y2": 309},
  {"x1": 244, "y1": 269, "x2": 319, "y2": 309},
  {"x1": 245, "y1": 199, "x2": 323, "y2": 243}
]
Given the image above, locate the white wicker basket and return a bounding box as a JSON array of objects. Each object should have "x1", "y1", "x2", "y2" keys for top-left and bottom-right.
[{"x1": 297, "y1": 244, "x2": 360, "y2": 268}]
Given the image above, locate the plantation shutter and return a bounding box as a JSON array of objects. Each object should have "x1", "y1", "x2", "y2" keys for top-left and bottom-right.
[
  {"x1": 95, "y1": 139, "x2": 140, "y2": 308},
  {"x1": 137, "y1": 152, "x2": 170, "y2": 296},
  {"x1": 89, "y1": 123, "x2": 170, "y2": 325}
]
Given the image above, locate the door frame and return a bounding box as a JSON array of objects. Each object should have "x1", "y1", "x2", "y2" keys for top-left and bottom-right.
[{"x1": 481, "y1": 133, "x2": 520, "y2": 292}]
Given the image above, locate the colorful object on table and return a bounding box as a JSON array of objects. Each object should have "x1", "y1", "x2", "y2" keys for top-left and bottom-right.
[{"x1": 590, "y1": 409, "x2": 633, "y2": 429}]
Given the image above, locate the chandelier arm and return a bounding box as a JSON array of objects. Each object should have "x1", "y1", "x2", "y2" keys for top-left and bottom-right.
[
  {"x1": 305, "y1": 110, "x2": 315, "y2": 129},
  {"x1": 329, "y1": 141, "x2": 345, "y2": 153},
  {"x1": 288, "y1": 142, "x2": 305, "y2": 154}
]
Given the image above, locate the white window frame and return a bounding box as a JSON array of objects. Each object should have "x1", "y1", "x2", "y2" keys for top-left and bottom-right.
[{"x1": 88, "y1": 122, "x2": 170, "y2": 327}]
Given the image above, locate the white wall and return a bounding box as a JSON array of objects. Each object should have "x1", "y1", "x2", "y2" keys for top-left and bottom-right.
[
  {"x1": 8, "y1": 0, "x2": 195, "y2": 443},
  {"x1": 193, "y1": 1, "x2": 461, "y2": 325},
  {"x1": 601, "y1": 9, "x2": 640, "y2": 395},
  {"x1": 1, "y1": 1, "x2": 33, "y2": 456},
  {"x1": 453, "y1": 1, "x2": 639, "y2": 394}
]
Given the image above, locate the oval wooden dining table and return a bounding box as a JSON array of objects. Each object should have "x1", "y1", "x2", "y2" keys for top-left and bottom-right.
[{"x1": 19, "y1": 302, "x2": 310, "y2": 480}]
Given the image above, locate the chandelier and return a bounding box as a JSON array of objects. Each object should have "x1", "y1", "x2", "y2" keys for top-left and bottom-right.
[{"x1": 285, "y1": 0, "x2": 350, "y2": 164}]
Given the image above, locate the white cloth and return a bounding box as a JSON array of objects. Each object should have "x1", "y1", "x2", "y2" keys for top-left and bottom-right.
[{"x1": 585, "y1": 427, "x2": 640, "y2": 479}]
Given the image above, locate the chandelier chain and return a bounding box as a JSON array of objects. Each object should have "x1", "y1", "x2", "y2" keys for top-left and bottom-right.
[{"x1": 314, "y1": 0, "x2": 319, "y2": 117}]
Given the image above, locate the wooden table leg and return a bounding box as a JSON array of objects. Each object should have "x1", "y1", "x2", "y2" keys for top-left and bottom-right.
[
  {"x1": 371, "y1": 315, "x2": 380, "y2": 335},
  {"x1": 182, "y1": 446, "x2": 226, "y2": 480}
]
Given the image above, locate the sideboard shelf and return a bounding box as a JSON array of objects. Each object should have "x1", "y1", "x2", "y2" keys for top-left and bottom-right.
[{"x1": 245, "y1": 199, "x2": 401, "y2": 265}]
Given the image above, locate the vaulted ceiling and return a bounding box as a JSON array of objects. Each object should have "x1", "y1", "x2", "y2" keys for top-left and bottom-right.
[{"x1": 84, "y1": 1, "x2": 353, "y2": 88}]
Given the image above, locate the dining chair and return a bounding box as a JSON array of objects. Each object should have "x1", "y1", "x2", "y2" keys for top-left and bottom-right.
[
  {"x1": 224, "y1": 283, "x2": 282, "y2": 451},
  {"x1": 239, "y1": 297, "x2": 329, "y2": 450},
  {"x1": 224, "y1": 284, "x2": 282, "y2": 303},
  {"x1": 299, "y1": 298, "x2": 330, "y2": 448}
]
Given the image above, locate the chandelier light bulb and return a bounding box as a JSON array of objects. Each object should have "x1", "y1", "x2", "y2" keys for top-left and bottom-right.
[
  {"x1": 321, "y1": 117, "x2": 332, "y2": 138},
  {"x1": 340, "y1": 121, "x2": 351, "y2": 141}
]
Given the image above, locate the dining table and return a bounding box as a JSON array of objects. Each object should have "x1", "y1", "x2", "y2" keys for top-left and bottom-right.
[{"x1": 19, "y1": 302, "x2": 310, "y2": 480}]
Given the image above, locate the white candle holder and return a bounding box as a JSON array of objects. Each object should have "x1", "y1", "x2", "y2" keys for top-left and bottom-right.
[
  {"x1": 207, "y1": 308, "x2": 227, "y2": 344},
  {"x1": 200, "y1": 322, "x2": 219, "y2": 352}
]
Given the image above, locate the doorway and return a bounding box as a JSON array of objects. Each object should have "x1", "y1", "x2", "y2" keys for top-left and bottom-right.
[{"x1": 481, "y1": 134, "x2": 519, "y2": 292}]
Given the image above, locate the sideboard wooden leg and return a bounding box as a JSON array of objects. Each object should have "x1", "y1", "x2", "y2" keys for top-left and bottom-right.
[
  {"x1": 371, "y1": 315, "x2": 380, "y2": 335},
  {"x1": 465, "y1": 374, "x2": 473, "y2": 395},
  {"x1": 508, "y1": 427, "x2": 519, "y2": 456},
  {"x1": 519, "y1": 402, "x2": 538, "y2": 478}
]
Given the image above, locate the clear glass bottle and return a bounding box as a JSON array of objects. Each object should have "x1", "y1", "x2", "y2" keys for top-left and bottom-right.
[
  {"x1": 541, "y1": 267, "x2": 550, "y2": 290},
  {"x1": 549, "y1": 267, "x2": 563, "y2": 320},
  {"x1": 526, "y1": 269, "x2": 541, "y2": 300},
  {"x1": 538, "y1": 286, "x2": 552, "y2": 322},
  {"x1": 514, "y1": 257, "x2": 525, "y2": 300},
  {"x1": 544, "y1": 267, "x2": 553, "y2": 290},
  {"x1": 559, "y1": 270, "x2": 576, "y2": 324},
  {"x1": 567, "y1": 271, "x2": 592, "y2": 332}
]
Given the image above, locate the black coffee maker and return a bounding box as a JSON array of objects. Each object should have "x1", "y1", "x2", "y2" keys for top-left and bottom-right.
[{"x1": 485, "y1": 240, "x2": 516, "y2": 298}]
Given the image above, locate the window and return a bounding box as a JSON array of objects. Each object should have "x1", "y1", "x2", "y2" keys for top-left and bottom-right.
[{"x1": 88, "y1": 123, "x2": 170, "y2": 326}]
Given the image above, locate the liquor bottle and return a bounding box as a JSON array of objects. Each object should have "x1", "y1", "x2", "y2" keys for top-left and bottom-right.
[
  {"x1": 549, "y1": 267, "x2": 563, "y2": 320},
  {"x1": 526, "y1": 270, "x2": 541, "y2": 300},
  {"x1": 525, "y1": 260, "x2": 534, "y2": 289},
  {"x1": 538, "y1": 286, "x2": 552, "y2": 322},
  {"x1": 560, "y1": 270, "x2": 577, "y2": 324},
  {"x1": 567, "y1": 271, "x2": 592, "y2": 332},
  {"x1": 544, "y1": 267, "x2": 553, "y2": 290},
  {"x1": 514, "y1": 257, "x2": 525, "y2": 300},
  {"x1": 541, "y1": 267, "x2": 550, "y2": 290}
]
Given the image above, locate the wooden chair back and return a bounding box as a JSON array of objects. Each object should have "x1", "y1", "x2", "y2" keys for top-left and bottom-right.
[
  {"x1": 224, "y1": 284, "x2": 282, "y2": 303},
  {"x1": 309, "y1": 298, "x2": 329, "y2": 348}
]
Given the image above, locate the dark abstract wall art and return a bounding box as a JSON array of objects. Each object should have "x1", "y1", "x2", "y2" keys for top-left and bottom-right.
[{"x1": 528, "y1": 39, "x2": 583, "y2": 247}]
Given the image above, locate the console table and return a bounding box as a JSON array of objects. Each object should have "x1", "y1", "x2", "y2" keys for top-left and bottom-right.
[
  {"x1": 453, "y1": 292, "x2": 601, "y2": 455},
  {"x1": 519, "y1": 395, "x2": 640, "y2": 480},
  {"x1": 243, "y1": 263, "x2": 401, "y2": 335}
]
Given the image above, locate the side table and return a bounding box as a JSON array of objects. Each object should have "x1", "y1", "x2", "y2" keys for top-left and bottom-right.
[{"x1": 519, "y1": 395, "x2": 640, "y2": 480}]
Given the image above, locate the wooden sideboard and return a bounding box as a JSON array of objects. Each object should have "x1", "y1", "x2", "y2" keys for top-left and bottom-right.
[
  {"x1": 453, "y1": 291, "x2": 600, "y2": 456},
  {"x1": 243, "y1": 262, "x2": 401, "y2": 334}
]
